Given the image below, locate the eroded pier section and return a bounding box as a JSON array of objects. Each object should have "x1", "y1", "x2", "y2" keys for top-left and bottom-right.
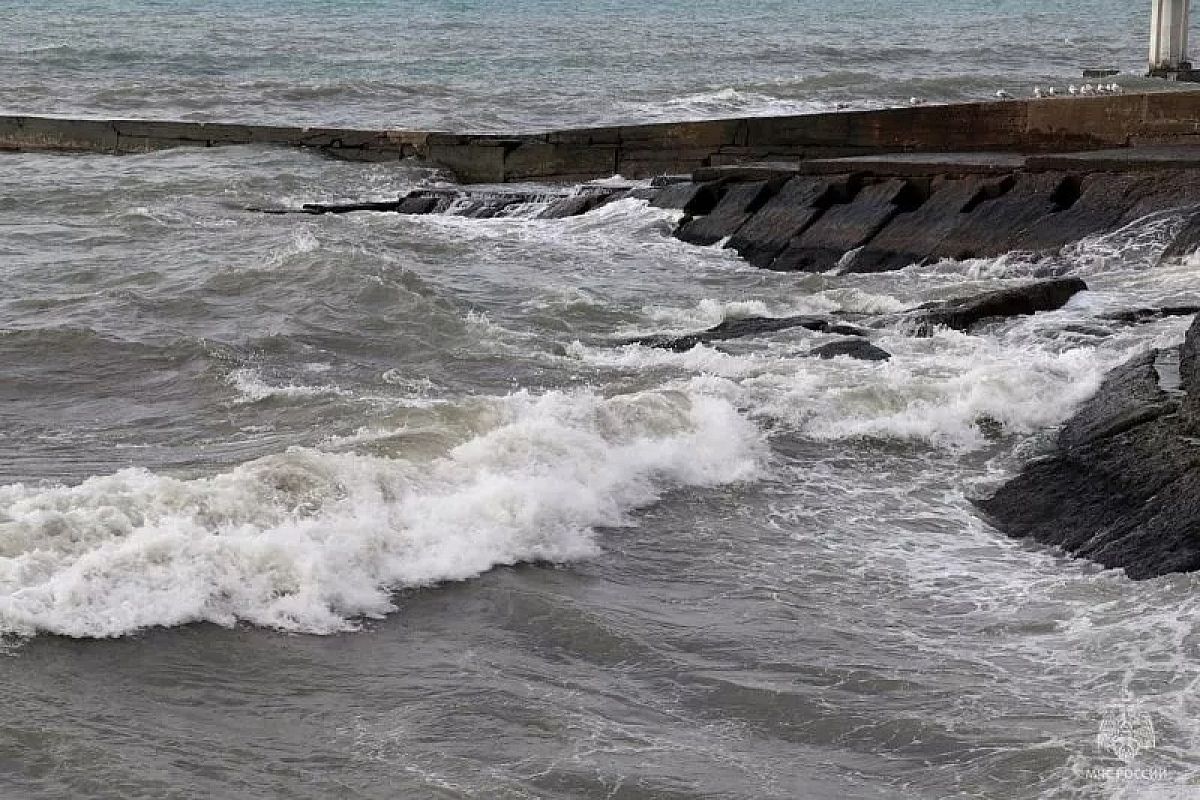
[{"x1": 5, "y1": 91, "x2": 1200, "y2": 182}]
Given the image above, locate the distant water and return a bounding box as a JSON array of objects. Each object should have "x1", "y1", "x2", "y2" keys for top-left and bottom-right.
[
  {"x1": 0, "y1": 0, "x2": 1169, "y2": 130},
  {"x1": 3, "y1": 4, "x2": 1200, "y2": 800}
]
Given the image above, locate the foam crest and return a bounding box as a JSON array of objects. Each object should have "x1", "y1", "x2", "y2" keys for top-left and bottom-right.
[
  {"x1": 0, "y1": 388, "x2": 762, "y2": 637},
  {"x1": 226, "y1": 367, "x2": 352, "y2": 403}
]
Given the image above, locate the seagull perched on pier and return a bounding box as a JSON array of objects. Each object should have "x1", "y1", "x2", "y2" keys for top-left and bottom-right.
[
  {"x1": 909, "y1": 96, "x2": 927, "y2": 106},
  {"x1": 1111, "y1": 82, "x2": 1124, "y2": 94},
  {"x1": 1048, "y1": 86, "x2": 1058, "y2": 96},
  {"x1": 995, "y1": 89, "x2": 1013, "y2": 100},
  {"x1": 1033, "y1": 86, "x2": 1045, "y2": 98},
  {"x1": 1068, "y1": 84, "x2": 1078, "y2": 95},
  {"x1": 1081, "y1": 83, "x2": 1095, "y2": 95}
]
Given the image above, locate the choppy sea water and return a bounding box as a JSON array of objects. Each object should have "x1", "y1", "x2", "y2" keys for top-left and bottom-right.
[
  {"x1": 3, "y1": 3, "x2": 1200, "y2": 799},
  {"x1": 0, "y1": 0, "x2": 1180, "y2": 130}
]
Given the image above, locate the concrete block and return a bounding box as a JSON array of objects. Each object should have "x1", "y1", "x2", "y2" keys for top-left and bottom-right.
[
  {"x1": 725, "y1": 175, "x2": 849, "y2": 267},
  {"x1": 1014, "y1": 173, "x2": 1148, "y2": 250},
  {"x1": 618, "y1": 119, "x2": 745, "y2": 149},
  {"x1": 650, "y1": 182, "x2": 727, "y2": 214},
  {"x1": 12, "y1": 117, "x2": 119, "y2": 151},
  {"x1": 851, "y1": 176, "x2": 1009, "y2": 273},
  {"x1": 1025, "y1": 95, "x2": 1145, "y2": 149},
  {"x1": 426, "y1": 142, "x2": 507, "y2": 183},
  {"x1": 675, "y1": 180, "x2": 778, "y2": 246},
  {"x1": 931, "y1": 172, "x2": 1071, "y2": 260},
  {"x1": 772, "y1": 178, "x2": 916, "y2": 272},
  {"x1": 503, "y1": 141, "x2": 618, "y2": 181}
]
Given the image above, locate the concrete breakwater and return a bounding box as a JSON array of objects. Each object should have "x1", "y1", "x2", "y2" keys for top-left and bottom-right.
[
  {"x1": 273, "y1": 149, "x2": 1200, "y2": 276},
  {"x1": 5, "y1": 91, "x2": 1200, "y2": 182}
]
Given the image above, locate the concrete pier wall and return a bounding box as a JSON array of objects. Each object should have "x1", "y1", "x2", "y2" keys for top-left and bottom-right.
[{"x1": 3, "y1": 92, "x2": 1200, "y2": 183}]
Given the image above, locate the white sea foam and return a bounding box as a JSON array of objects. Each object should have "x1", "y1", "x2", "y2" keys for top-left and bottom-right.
[
  {"x1": 580, "y1": 325, "x2": 1121, "y2": 449},
  {"x1": 0, "y1": 388, "x2": 762, "y2": 637},
  {"x1": 226, "y1": 367, "x2": 353, "y2": 403}
]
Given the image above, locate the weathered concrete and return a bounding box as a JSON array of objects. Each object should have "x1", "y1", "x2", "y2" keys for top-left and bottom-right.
[
  {"x1": 675, "y1": 180, "x2": 778, "y2": 246},
  {"x1": 849, "y1": 177, "x2": 1005, "y2": 273},
  {"x1": 7, "y1": 91, "x2": 1200, "y2": 183},
  {"x1": 724, "y1": 176, "x2": 849, "y2": 268},
  {"x1": 771, "y1": 178, "x2": 919, "y2": 272}
]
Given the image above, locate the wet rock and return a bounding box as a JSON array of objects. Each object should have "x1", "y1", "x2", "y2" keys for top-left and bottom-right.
[
  {"x1": 850, "y1": 176, "x2": 1007, "y2": 273},
  {"x1": 396, "y1": 195, "x2": 441, "y2": 214},
  {"x1": 1117, "y1": 169, "x2": 1200, "y2": 224},
  {"x1": 809, "y1": 338, "x2": 892, "y2": 361},
  {"x1": 675, "y1": 181, "x2": 778, "y2": 246},
  {"x1": 724, "y1": 176, "x2": 847, "y2": 268},
  {"x1": 772, "y1": 178, "x2": 919, "y2": 273},
  {"x1": 650, "y1": 181, "x2": 725, "y2": 215},
  {"x1": 1101, "y1": 305, "x2": 1200, "y2": 324},
  {"x1": 299, "y1": 198, "x2": 404, "y2": 214},
  {"x1": 911, "y1": 277, "x2": 1087, "y2": 334},
  {"x1": 1158, "y1": 209, "x2": 1200, "y2": 263},
  {"x1": 975, "y1": 342, "x2": 1200, "y2": 580},
  {"x1": 930, "y1": 173, "x2": 1075, "y2": 261},
  {"x1": 625, "y1": 315, "x2": 864, "y2": 352},
  {"x1": 1012, "y1": 173, "x2": 1145, "y2": 252},
  {"x1": 538, "y1": 191, "x2": 616, "y2": 220}
]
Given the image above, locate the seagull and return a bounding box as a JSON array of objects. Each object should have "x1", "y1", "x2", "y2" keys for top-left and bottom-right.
[
  {"x1": 995, "y1": 89, "x2": 1013, "y2": 100},
  {"x1": 1068, "y1": 84, "x2": 1078, "y2": 95},
  {"x1": 1082, "y1": 83, "x2": 1095, "y2": 95},
  {"x1": 1048, "y1": 86, "x2": 1058, "y2": 96},
  {"x1": 1034, "y1": 86, "x2": 1045, "y2": 98},
  {"x1": 1111, "y1": 83, "x2": 1124, "y2": 94},
  {"x1": 909, "y1": 96, "x2": 927, "y2": 106}
]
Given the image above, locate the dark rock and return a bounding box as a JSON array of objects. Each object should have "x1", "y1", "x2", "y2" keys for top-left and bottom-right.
[
  {"x1": 538, "y1": 192, "x2": 611, "y2": 220},
  {"x1": 1158, "y1": 209, "x2": 1200, "y2": 263},
  {"x1": 974, "y1": 342, "x2": 1200, "y2": 580},
  {"x1": 650, "y1": 181, "x2": 725, "y2": 215},
  {"x1": 396, "y1": 195, "x2": 440, "y2": 214},
  {"x1": 911, "y1": 277, "x2": 1087, "y2": 334},
  {"x1": 675, "y1": 181, "x2": 779, "y2": 247},
  {"x1": 809, "y1": 338, "x2": 891, "y2": 361},
  {"x1": 772, "y1": 178, "x2": 920, "y2": 273},
  {"x1": 850, "y1": 176, "x2": 1007, "y2": 273},
  {"x1": 1011, "y1": 173, "x2": 1145, "y2": 252},
  {"x1": 650, "y1": 175, "x2": 690, "y2": 188},
  {"x1": 1117, "y1": 170, "x2": 1200, "y2": 224},
  {"x1": 930, "y1": 172, "x2": 1075, "y2": 261},
  {"x1": 625, "y1": 315, "x2": 863, "y2": 352},
  {"x1": 724, "y1": 176, "x2": 848, "y2": 268},
  {"x1": 299, "y1": 198, "x2": 404, "y2": 215},
  {"x1": 1101, "y1": 305, "x2": 1200, "y2": 324}
]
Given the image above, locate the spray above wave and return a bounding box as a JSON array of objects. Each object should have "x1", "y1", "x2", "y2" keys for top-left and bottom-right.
[{"x1": 0, "y1": 388, "x2": 761, "y2": 638}]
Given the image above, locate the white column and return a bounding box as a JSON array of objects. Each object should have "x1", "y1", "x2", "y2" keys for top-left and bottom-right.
[{"x1": 1150, "y1": 0, "x2": 1191, "y2": 72}]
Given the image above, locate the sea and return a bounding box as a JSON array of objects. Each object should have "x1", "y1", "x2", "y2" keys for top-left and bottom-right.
[{"x1": 1, "y1": 2, "x2": 1198, "y2": 798}]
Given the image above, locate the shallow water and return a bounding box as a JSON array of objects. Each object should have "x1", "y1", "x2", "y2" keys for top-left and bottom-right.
[{"x1": 3, "y1": 3, "x2": 1200, "y2": 798}]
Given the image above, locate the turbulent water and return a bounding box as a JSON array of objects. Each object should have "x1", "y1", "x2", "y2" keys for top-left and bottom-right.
[
  {"x1": 3, "y1": 3, "x2": 1200, "y2": 799},
  {"x1": 0, "y1": 0, "x2": 1180, "y2": 130}
]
